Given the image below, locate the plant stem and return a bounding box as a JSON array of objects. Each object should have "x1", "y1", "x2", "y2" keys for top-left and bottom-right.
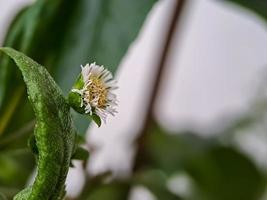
[{"x1": 133, "y1": 0, "x2": 187, "y2": 171}]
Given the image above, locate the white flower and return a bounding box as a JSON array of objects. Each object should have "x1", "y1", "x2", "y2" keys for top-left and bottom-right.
[{"x1": 72, "y1": 62, "x2": 118, "y2": 123}]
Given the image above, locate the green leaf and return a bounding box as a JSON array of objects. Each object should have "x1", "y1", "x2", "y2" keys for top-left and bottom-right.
[
  {"x1": 0, "y1": 47, "x2": 76, "y2": 199},
  {"x1": 0, "y1": 193, "x2": 7, "y2": 200},
  {"x1": 71, "y1": 146, "x2": 89, "y2": 161},
  {"x1": 0, "y1": 187, "x2": 20, "y2": 200},
  {"x1": 134, "y1": 170, "x2": 182, "y2": 200},
  {"x1": 0, "y1": 151, "x2": 34, "y2": 188},
  {"x1": 91, "y1": 113, "x2": 102, "y2": 127},
  {"x1": 188, "y1": 147, "x2": 265, "y2": 200},
  {"x1": 0, "y1": 0, "x2": 158, "y2": 136},
  {"x1": 83, "y1": 182, "x2": 130, "y2": 200},
  {"x1": 144, "y1": 123, "x2": 266, "y2": 200}
]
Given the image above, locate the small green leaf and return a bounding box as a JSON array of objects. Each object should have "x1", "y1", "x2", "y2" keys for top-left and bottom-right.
[
  {"x1": 71, "y1": 146, "x2": 89, "y2": 161},
  {"x1": 91, "y1": 113, "x2": 102, "y2": 127},
  {"x1": 68, "y1": 75, "x2": 84, "y2": 114},
  {"x1": 68, "y1": 92, "x2": 84, "y2": 114}
]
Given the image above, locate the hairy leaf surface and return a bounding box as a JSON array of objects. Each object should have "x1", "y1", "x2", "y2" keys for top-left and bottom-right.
[{"x1": 0, "y1": 47, "x2": 76, "y2": 200}]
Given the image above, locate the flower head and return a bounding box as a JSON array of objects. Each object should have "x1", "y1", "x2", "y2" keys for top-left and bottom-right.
[{"x1": 70, "y1": 63, "x2": 118, "y2": 124}]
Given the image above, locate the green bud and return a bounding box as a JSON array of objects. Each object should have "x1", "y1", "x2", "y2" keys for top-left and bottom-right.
[{"x1": 68, "y1": 75, "x2": 85, "y2": 114}]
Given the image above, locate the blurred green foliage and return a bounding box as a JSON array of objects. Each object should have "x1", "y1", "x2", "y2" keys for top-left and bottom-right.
[
  {"x1": 83, "y1": 182, "x2": 130, "y2": 200},
  {"x1": 0, "y1": 0, "x2": 157, "y2": 198},
  {"x1": 140, "y1": 123, "x2": 266, "y2": 200},
  {"x1": 0, "y1": 0, "x2": 158, "y2": 138},
  {"x1": 1, "y1": 0, "x2": 267, "y2": 199},
  {"x1": 134, "y1": 169, "x2": 182, "y2": 200}
]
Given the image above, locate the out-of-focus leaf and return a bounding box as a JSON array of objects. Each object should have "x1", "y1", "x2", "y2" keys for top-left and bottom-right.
[
  {"x1": 143, "y1": 125, "x2": 216, "y2": 174},
  {"x1": 0, "y1": 0, "x2": 157, "y2": 193},
  {"x1": 0, "y1": 187, "x2": 20, "y2": 200},
  {"x1": 225, "y1": 0, "x2": 267, "y2": 21},
  {"x1": 0, "y1": 0, "x2": 158, "y2": 137},
  {"x1": 187, "y1": 146, "x2": 265, "y2": 200},
  {"x1": 134, "y1": 170, "x2": 182, "y2": 200},
  {"x1": 143, "y1": 123, "x2": 266, "y2": 200},
  {"x1": 0, "y1": 150, "x2": 34, "y2": 188},
  {"x1": 0, "y1": 0, "x2": 78, "y2": 144},
  {"x1": 50, "y1": 0, "x2": 158, "y2": 131},
  {"x1": 78, "y1": 177, "x2": 130, "y2": 200},
  {"x1": 0, "y1": 192, "x2": 7, "y2": 200},
  {"x1": 84, "y1": 182, "x2": 130, "y2": 200},
  {"x1": 71, "y1": 146, "x2": 89, "y2": 161}
]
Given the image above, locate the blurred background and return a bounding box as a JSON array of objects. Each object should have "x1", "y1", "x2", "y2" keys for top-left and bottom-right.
[{"x1": 1, "y1": 0, "x2": 267, "y2": 199}]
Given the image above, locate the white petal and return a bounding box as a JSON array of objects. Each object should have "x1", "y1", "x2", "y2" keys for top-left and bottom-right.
[
  {"x1": 81, "y1": 63, "x2": 91, "y2": 83},
  {"x1": 90, "y1": 63, "x2": 102, "y2": 76},
  {"x1": 105, "y1": 80, "x2": 117, "y2": 88},
  {"x1": 71, "y1": 89, "x2": 83, "y2": 95},
  {"x1": 91, "y1": 97, "x2": 99, "y2": 107},
  {"x1": 85, "y1": 104, "x2": 92, "y2": 114},
  {"x1": 107, "y1": 101, "x2": 118, "y2": 106},
  {"x1": 95, "y1": 108, "x2": 107, "y2": 123},
  {"x1": 107, "y1": 92, "x2": 117, "y2": 100},
  {"x1": 105, "y1": 107, "x2": 117, "y2": 116}
]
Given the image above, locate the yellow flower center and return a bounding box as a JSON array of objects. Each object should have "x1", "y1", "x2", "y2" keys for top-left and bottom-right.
[{"x1": 85, "y1": 76, "x2": 107, "y2": 108}]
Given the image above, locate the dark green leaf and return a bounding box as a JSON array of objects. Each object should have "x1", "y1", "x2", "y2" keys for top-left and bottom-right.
[
  {"x1": 0, "y1": 187, "x2": 20, "y2": 200},
  {"x1": 134, "y1": 170, "x2": 182, "y2": 200},
  {"x1": 0, "y1": 47, "x2": 76, "y2": 199},
  {"x1": 0, "y1": 149, "x2": 34, "y2": 190},
  {"x1": 71, "y1": 146, "x2": 89, "y2": 161},
  {"x1": 83, "y1": 182, "x2": 130, "y2": 200},
  {"x1": 91, "y1": 113, "x2": 102, "y2": 127},
  {"x1": 143, "y1": 123, "x2": 266, "y2": 200}
]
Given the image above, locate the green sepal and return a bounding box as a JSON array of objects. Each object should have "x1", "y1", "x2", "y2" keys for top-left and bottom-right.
[
  {"x1": 91, "y1": 113, "x2": 102, "y2": 127},
  {"x1": 68, "y1": 75, "x2": 85, "y2": 114},
  {"x1": 68, "y1": 92, "x2": 84, "y2": 114}
]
